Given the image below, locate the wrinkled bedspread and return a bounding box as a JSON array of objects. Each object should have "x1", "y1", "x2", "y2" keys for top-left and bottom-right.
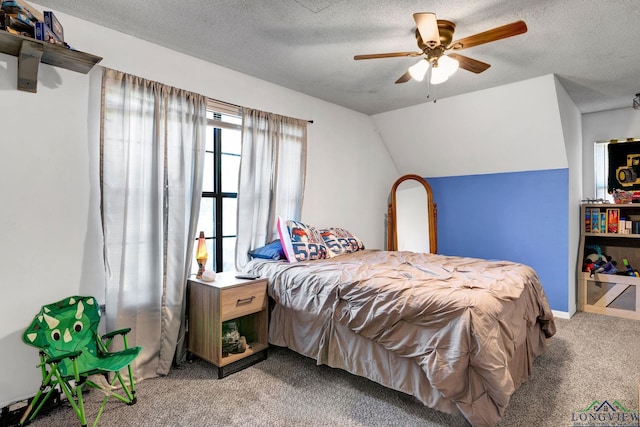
[{"x1": 245, "y1": 249, "x2": 556, "y2": 426}]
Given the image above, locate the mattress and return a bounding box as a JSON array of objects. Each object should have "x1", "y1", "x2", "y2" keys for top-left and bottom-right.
[{"x1": 244, "y1": 249, "x2": 556, "y2": 426}]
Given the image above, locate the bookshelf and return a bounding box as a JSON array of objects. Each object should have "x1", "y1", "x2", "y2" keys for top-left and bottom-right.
[
  {"x1": 0, "y1": 30, "x2": 102, "y2": 92},
  {"x1": 578, "y1": 203, "x2": 640, "y2": 320}
]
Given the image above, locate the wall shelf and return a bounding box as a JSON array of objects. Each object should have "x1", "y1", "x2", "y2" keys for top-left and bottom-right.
[{"x1": 0, "y1": 30, "x2": 102, "y2": 92}]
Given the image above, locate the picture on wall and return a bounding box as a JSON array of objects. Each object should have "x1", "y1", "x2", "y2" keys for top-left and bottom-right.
[{"x1": 608, "y1": 140, "x2": 640, "y2": 192}]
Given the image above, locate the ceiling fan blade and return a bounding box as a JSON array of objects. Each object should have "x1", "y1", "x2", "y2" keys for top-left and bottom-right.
[
  {"x1": 413, "y1": 12, "x2": 440, "y2": 47},
  {"x1": 354, "y1": 51, "x2": 422, "y2": 60},
  {"x1": 451, "y1": 20, "x2": 527, "y2": 50},
  {"x1": 395, "y1": 71, "x2": 412, "y2": 84},
  {"x1": 447, "y1": 53, "x2": 491, "y2": 74}
]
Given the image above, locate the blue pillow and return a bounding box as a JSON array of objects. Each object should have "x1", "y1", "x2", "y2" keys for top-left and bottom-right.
[{"x1": 248, "y1": 240, "x2": 285, "y2": 260}]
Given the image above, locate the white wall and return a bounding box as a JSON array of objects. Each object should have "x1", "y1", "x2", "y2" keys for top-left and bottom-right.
[
  {"x1": 582, "y1": 108, "x2": 640, "y2": 199},
  {"x1": 553, "y1": 76, "x2": 583, "y2": 316},
  {"x1": 0, "y1": 9, "x2": 398, "y2": 407},
  {"x1": 371, "y1": 74, "x2": 568, "y2": 178}
]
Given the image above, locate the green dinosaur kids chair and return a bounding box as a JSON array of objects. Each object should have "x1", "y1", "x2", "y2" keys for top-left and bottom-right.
[{"x1": 19, "y1": 296, "x2": 142, "y2": 426}]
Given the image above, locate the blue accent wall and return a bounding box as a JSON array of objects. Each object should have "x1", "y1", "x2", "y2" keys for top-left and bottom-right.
[{"x1": 427, "y1": 168, "x2": 568, "y2": 312}]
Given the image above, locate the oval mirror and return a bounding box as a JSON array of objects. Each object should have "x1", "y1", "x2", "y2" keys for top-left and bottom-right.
[{"x1": 387, "y1": 174, "x2": 437, "y2": 253}]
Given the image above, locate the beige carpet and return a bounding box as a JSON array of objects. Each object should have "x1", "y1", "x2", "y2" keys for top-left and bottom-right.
[{"x1": 25, "y1": 312, "x2": 640, "y2": 427}]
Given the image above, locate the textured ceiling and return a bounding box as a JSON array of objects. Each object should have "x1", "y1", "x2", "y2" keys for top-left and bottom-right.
[{"x1": 33, "y1": 0, "x2": 640, "y2": 115}]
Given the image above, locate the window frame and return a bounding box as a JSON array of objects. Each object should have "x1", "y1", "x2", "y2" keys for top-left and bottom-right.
[{"x1": 199, "y1": 101, "x2": 242, "y2": 273}]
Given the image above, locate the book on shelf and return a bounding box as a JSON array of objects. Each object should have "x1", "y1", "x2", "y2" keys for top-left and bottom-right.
[
  {"x1": 0, "y1": 0, "x2": 42, "y2": 22},
  {"x1": 0, "y1": 10, "x2": 34, "y2": 36},
  {"x1": 0, "y1": 14, "x2": 24, "y2": 36},
  {"x1": 590, "y1": 208, "x2": 600, "y2": 232},
  {"x1": 600, "y1": 212, "x2": 606, "y2": 233},
  {"x1": 43, "y1": 11, "x2": 63, "y2": 42},
  {"x1": 1, "y1": 1, "x2": 34, "y2": 22},
  {"x1": 606, "y1": 208, "x2": 620, "y2": 233},
  {"x1": 620, "y1": 218, "x2": 627, "y2": 234},
  {"x1": 585, "y1": 209, "x2": 591, "y2": 232}
]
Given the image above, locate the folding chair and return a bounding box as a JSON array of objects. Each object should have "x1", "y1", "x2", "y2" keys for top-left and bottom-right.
[{"x1": 19, "y1": 296, "x2": 142, "y2": 426}]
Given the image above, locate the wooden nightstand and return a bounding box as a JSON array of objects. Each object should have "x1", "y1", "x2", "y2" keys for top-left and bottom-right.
[{"x1": 187, "y1": 272, "x2": 268, "y2": 378}]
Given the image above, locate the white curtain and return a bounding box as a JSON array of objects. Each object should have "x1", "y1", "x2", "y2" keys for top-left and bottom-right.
[
  {"x1": 235, "y1": 108, "x2": 307, "y2": 270},
  {"x1": 100, "y1": 68, "x2": 207, "y2": 379}
]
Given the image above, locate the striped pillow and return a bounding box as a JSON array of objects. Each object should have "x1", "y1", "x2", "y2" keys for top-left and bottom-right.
[
  {"x1": 319, "y1": 227, "x2": 365, "y2": 257},
  {"x1": 277, "y1": 217, "x2": 328, "y2": 262}
]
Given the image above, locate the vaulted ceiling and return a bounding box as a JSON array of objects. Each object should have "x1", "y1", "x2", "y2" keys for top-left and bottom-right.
[{"x1": 33, "y1": 0, "x2": 640, "y2": 115}]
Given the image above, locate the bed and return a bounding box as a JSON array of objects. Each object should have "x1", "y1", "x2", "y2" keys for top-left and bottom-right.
[{"x1": 243, "y1": 248, "x2": 556, "y2": 427}]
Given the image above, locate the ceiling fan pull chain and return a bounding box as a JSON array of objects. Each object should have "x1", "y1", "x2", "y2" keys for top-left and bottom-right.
[{"x1": 426, "y1": 68, "x2": 437, "y2": 103}]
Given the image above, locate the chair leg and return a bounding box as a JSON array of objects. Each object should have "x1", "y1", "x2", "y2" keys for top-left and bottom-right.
[
  {"x1": 19, "y1": 364, "x2": 58, "y2": 426},
  {"x1": 80, "y1": 368, "x2": 137, "y2": 426},
  {"x1": 122, "y1": 334, "x2": 137, "y2": 403},
  {"x1": 105, "y1": 371, "x2": 135, "y2": 404},
  {"x1": 71, "y1": 358, "x2": 88, "y2": 427},
  {"x1": 50, "y1": 359, "x2": 88, "y2": 426},
  {"x1": 18, "y1": 389, "x2": 43, "y2": 426},
  {"x1": 125, "y1": 363, "x2": 137, "y2": 403},
  {"x1": 93, "y1": 394, "x2": 111, "y2": 427}
]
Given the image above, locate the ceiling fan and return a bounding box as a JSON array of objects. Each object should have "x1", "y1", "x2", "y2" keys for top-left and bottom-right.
[{"x1": 354, "y1": 13, "x2": 527, "y2": 85}]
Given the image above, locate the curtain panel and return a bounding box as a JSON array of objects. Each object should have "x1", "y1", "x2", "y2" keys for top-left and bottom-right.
[
  {"x1": 100, "y1": 68, "x2": 207, "y2": 379},
  {"x1": 235, "y1": 108, "x2": 307, "y2": 270}
]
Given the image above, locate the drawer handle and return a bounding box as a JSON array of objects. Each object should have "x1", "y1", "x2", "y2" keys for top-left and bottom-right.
[{"x1": 236, "y1": 296, "x2": 256, "y2": 305}]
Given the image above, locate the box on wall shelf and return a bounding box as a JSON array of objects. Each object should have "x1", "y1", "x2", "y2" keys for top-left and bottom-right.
[
  {"x1": 607, "y1": 208, "x2": 620, "y2": 233},
  {"x1": 34, "y1": 21, "x2": 54, "y2": 43},
  {"x1": 43, "y1": 10, "x2": 63, "y2": 42}
]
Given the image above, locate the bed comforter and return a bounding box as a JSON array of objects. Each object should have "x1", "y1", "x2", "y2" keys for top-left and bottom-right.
[{"x1": 245, "y1": 249, "x2": 556, "y2": 426}]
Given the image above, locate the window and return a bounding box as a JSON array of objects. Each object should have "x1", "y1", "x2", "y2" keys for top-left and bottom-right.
[{"x1": 193, "y1": 101, "x2": 242, "y2": 273}]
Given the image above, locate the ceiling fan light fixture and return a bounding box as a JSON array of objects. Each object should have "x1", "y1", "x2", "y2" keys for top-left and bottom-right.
[
  {"x1": 430, "y1": 67, "x2": 449, "y2": 84},
  {"x1": 408, "y1": 59, "x2": 430, "y2": 81},
  {"x1": 430, "y1": 56, "x2": 459, "y2": 85},
  {"x1": 439, "y1": 55, "x2": 459, "y2": 76}
]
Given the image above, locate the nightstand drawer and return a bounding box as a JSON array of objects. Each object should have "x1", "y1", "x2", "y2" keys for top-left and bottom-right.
[{"x1": 220, "y1": 280, "x2": 267, "y2": 320}]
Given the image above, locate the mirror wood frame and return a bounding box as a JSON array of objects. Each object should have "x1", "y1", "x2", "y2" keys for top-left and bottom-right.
[{"x1": 387, "y1": 174, "x2": 437, "y2": 253}]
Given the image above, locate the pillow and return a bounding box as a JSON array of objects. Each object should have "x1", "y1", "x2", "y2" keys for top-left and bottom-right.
[
  {"x1": 248, "y1": 240, "x2": 285, "y2": 260},
  {"x1": 319, "y1": 227, "x2": 365, "y2": 257},
  {"x1": 277, "y1": 217, "x2": 328, "y2": 263}
]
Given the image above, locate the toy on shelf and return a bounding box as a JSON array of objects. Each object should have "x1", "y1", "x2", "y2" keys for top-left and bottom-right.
[
  {"x1": 612, "y1": 189, "x2": 633, "y2": 204},
  {"x1": 622, "y1": 258, "x2": 640, "y2": 277},
  {"x1": 583, "y1": 251, "x2": 615, "y2": 275},
  {"x1": 595, "y1": 259, "x2": 617, "y2": 275}
]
